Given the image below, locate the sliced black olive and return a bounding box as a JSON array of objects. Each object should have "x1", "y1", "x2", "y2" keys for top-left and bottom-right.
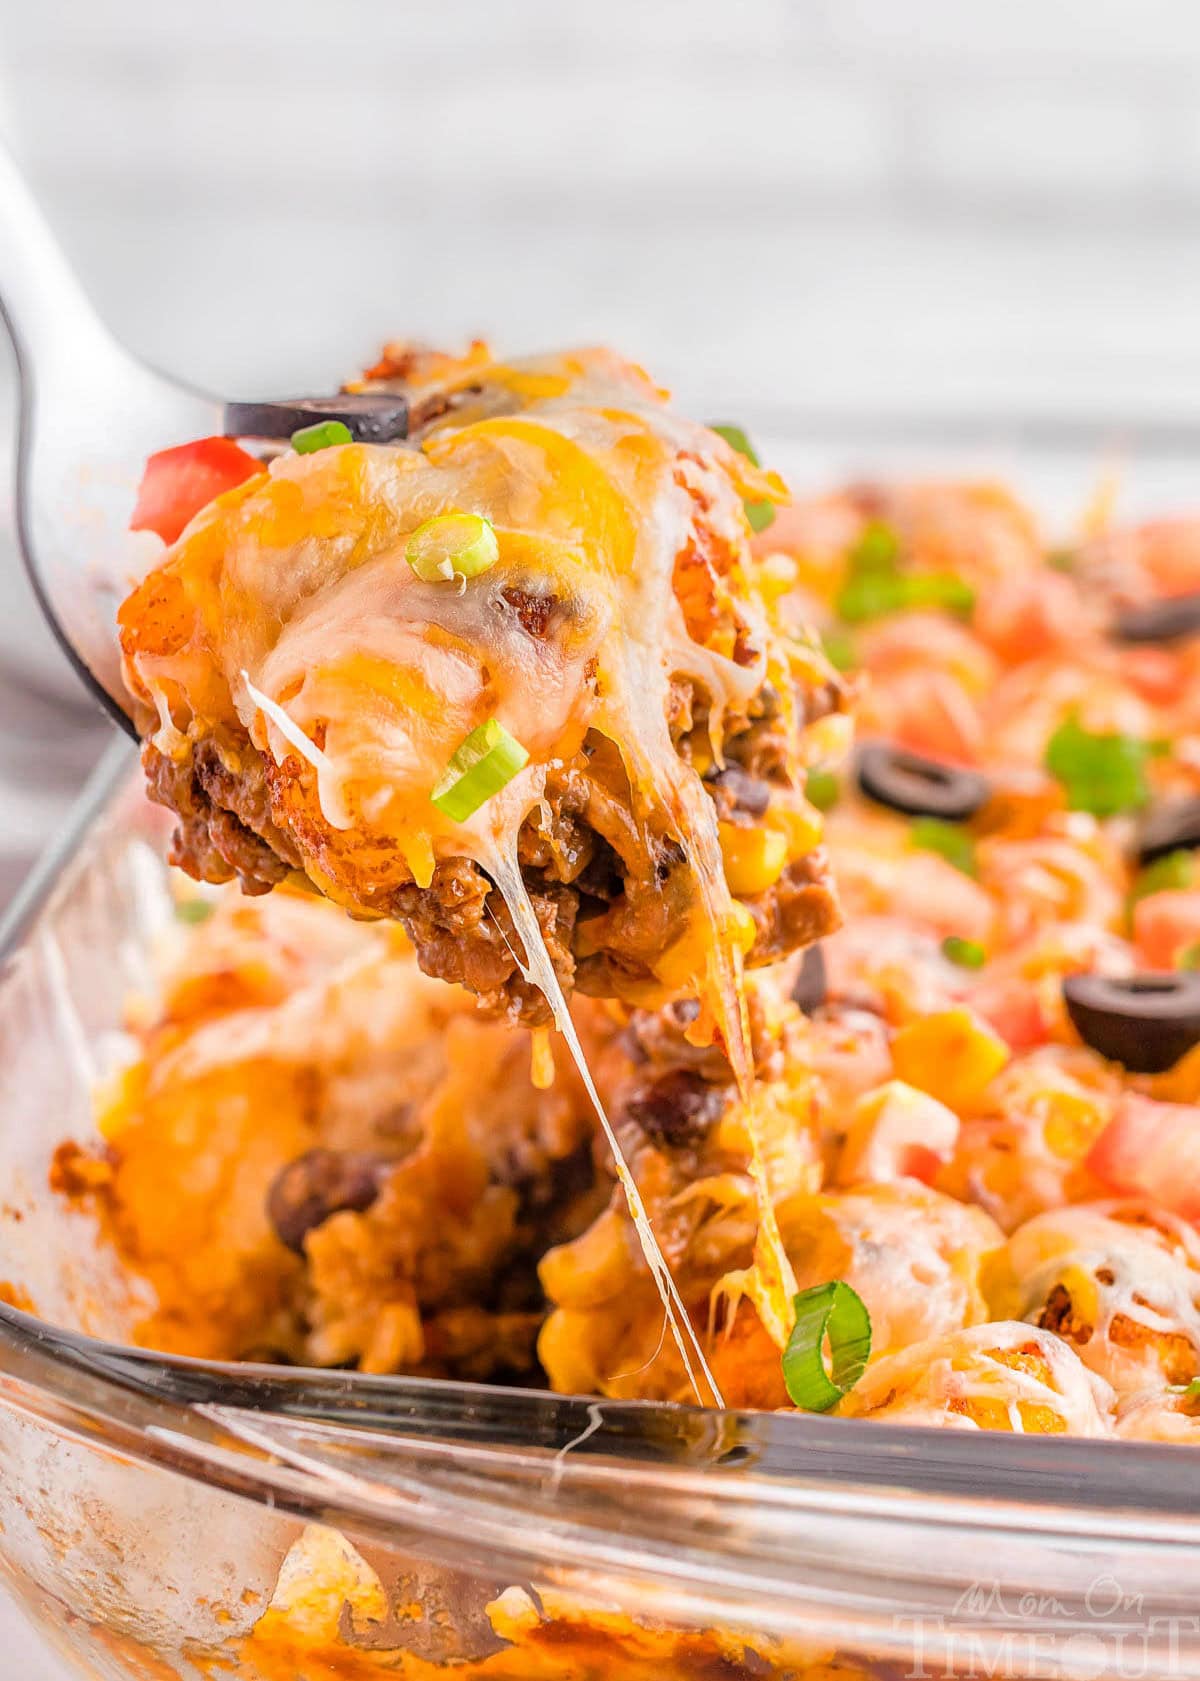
[
  {"x1": 1133, "y1": 797, "x2": 1200, "y2": 866},
  {"x1": 225, "y1": 393, "x2": 409, "y2": 445},
  {"x1": 267, "y1": 1148, "x2": 390, "y2": 1253},
  {"x1": 1113, "y1": 592, "x2": 1200, "y2": 645},
  {"x1": 1062, "y1": 972, "x2": 1200, "y2": 1073},
  {"x1": 856, "y1": 742, "x2": 990, "y2": 822},
  {"x1": 791, "y1": 943, "x2": 827, "y2": 1015}
]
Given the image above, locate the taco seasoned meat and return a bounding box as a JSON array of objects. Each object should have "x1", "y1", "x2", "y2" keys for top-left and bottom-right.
[{"x1": 119, "y1": 346, "x2": 845, "y2": 1040}]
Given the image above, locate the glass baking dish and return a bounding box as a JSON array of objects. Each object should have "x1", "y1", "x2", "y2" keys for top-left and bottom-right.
[{"x1": 4, "y1": 420, "x2": 1200, "y2": 1681}]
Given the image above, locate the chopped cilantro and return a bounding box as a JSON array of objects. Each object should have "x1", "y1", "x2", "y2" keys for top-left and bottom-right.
[
  {"x1": 745, "y1": 498, "x2": 776, "y2": 534},
  {"x1": 1044, "y1": 716, "x2": 1157, "y2": 817},
  {"x1": 910, "y1": 816, "x2": 978, "y2": 877},
  {"x1": 851, "y1": 520, "x2": 902, "y2": 572},
  {"x1": 709, "y1": 422, "x2": 776, "y2": 534},
  {"x1": 821, "y1": 627, "x2": 858, "y2": 672},
  {"x1": 835, "y1": 520, "x2": 974, "y2": 623},
  {"x1": 709, "y1": 422, "x2": 760, "y2": 465},
  {"x1": 176, "y1": 899, "x2": 216, "y2": 926}
]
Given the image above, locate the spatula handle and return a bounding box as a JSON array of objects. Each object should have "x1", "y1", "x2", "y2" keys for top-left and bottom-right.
[{"x1": 0, "y1": 141, "x2": 111, "y2": 375}]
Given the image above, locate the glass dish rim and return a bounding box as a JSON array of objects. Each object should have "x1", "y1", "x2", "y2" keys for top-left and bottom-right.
[{"x1": 3, "y1": 724, "x2": 1200, "y2": 1562}]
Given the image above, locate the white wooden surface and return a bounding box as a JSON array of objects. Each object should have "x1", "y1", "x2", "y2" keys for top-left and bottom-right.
[{"x1": 4, "y1": 2, "x2": 1200, "y2": 1672}]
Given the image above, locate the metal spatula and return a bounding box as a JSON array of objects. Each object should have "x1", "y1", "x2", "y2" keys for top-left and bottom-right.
[{"x1": 0, "y1": 142, "x2": 222, "y2": 735}]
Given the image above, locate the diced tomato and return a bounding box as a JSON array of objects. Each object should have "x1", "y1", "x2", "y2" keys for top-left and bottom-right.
[
  {"x1": 1086, "y1": 1092, "x2": 1200, "y2": 1222},
  {"x1": 972, "y1": 975, "x2": 1051, "y2": 1051},
  {"x1": 972, "y1": 569, "x2": 1081, "y2": 663},
  {"x1": 130, "y1": 437, "x2": 264, "y2": 545},
  {"x1": 837, "y1": 1079, "x2": 961, "y2": 1187},
  {"x1": 1118, "y1": 647, "x2": 1184, "y2": 707},
  {"x1": 1133, "y1": 890, "x2": 1200, "y2": 971},
  {"x1": 1135, "y1": 518, "x2": 1200, "y2": 598},
  {"x1": 862, "y1": 667, "x2": 984, "y2": 766},
  {"x1": 859, "y1": 612, "x2": 997, "y2": 695},
  {"x1": 888, "y1": 851, "x2": 994, "y2": 943}
]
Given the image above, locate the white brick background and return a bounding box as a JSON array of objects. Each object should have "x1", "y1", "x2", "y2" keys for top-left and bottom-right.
[{"x1": 4, "y1": 3, "x2": 1200, "y2": 1671}]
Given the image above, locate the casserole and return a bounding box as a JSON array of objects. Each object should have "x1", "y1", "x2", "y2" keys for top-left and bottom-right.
[
  {"x1": 0, "y1": 734, "x2": 1197, "y2": 1681},
  {"x1": 5, "y1": 415, "x2": 1200, "y2": 1680}
]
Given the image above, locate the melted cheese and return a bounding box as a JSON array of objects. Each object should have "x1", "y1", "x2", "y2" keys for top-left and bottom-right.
[
  {"x1": 120, "y1": 347, "x2": 805, "y2": 1401},
  {"x1": 483, "y1": 837, "x2": 723, "y2": 1405}
]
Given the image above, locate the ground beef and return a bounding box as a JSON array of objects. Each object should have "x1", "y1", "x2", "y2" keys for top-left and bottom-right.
[
  {"x1": 391, "y1": 859, "x2": 579, "y2": 1025},
  {"x1": 139, "y1": 697, "x2": 838, "y2": 1027},
  {"x1": 501, "y1": 587, "x2": 557, "y2": 639},
  {"x1": 744, "y1": 847, "x2": 840, "y2": 965},
  {"x1": 623, "y1": 984, "x2": 792, "y2": 1085},
  {"x1": 1036, "y1": 1282, "x2": 1094, "y2": 1345},
  {"x1": 143, "y1": 740, "x2": 298, "y2": 895}
]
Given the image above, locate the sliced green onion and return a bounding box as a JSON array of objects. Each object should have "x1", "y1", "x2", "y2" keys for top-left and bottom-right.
[
  {"x1": 175, "y1": 898, "x2": 216, "y2": 926},
  {"x1": 849, "y1": 520, "x2": 902, "y2": 573},
  {"x1": 782, "y1": 1280, "x2": 872, "y2": 1412},
  {"x1": 406, "y1": 512, "x2": 500, "y2": 584},
  {"x1": 1047, "y1": 548, "x2": 1078, "y2": 573},
  {"x1": 291, "y1": 419, "x2": 354, "y2": 454},
  {"x1": 1130, "y1": 849, "x2": 1196, "y2": 908},
  {"x1": 805, "y1": 767, "x2": 840, "y2": 812},
  {"x1": 430, "y1": 719, "x2": 529, "y2": 822},
  {"x1": 911, "y1": 815, "x2": 978, "y2": 877},
  {"x1": 709, "y1": 422, "x2": 776, "y2": 534},
  {"x1": 942, "y1": 934, "x2": 987, "y2": 969},
  {"x1": 1044, "y1": 715, "x2": 1156, "y2": 817},
  {"x1": 1172, "y1": 1376, "x2": 1200, "y2": 1410},
  {"x1": 1180, "y1": 942, "x2": 1200, "y2": 972}
]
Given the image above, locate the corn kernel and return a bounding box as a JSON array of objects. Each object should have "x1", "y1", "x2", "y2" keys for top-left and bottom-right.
[
  {"x1": 719, "y1": 822, "x2": 788, "y2": 896},
  {"x1": 891, "y1": 1007, "x2": 1010, "y2": 1114},
  {"x1": 766, "y1": 798, "x2": 824, "y2": 859},
  {"x1": 654, "y1": 924, "x2": 707, "y2": 991},
  {"x1": 755, "y1": 551, "x2": 799, "y2": 602},
  {"x1": 1040, "y1": 1090, "x2": 1107, "y2": 1160},
  {"x1": 537, "y1": 1207, "x2": 632, "y2": 1308},
  {"x1": 729, "y1": 900, "x2": 759, "y2": 954},
  {"x1": 537, "y1": 1308, "x2": 603, "y2": 1398},
  {"x1": 690, "y1": 741, "x2": 714, "y2": 778},
  {"x1": 530, "y1": 1027, "x2": 556, "y2": 1091}
]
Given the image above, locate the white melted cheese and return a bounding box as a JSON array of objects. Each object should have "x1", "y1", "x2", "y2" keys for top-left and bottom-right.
[{"x1": 480, "y1": 832, "x2": 724, "y2": 1407}]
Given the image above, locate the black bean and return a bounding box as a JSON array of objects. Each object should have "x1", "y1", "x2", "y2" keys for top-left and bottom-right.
[
  {"x1": 706, "y1": 765, "x2": 771, "y2": 818},
  {"x1": 790, "y1": 943, "x2": 827, "y2": 1015},
  {"x1": 1062, "y1": 972, "x2": 1200, "y2": 1073},
  {"x1": 1113, "y1": 592, "x2": 1200, "y2": 645},
  {"x1": 624, "y1": 1070, "x2": 729, "y2": 1149},
  {"x1": 267, "y1": 1149, "x2": 390, "y2": 1254},
  {"x1": 225, "y1": 393, "x2": 409, "y2": 445},
  {"x1": 856, "y1": 741, "x2": 990, "y2": 822}
]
